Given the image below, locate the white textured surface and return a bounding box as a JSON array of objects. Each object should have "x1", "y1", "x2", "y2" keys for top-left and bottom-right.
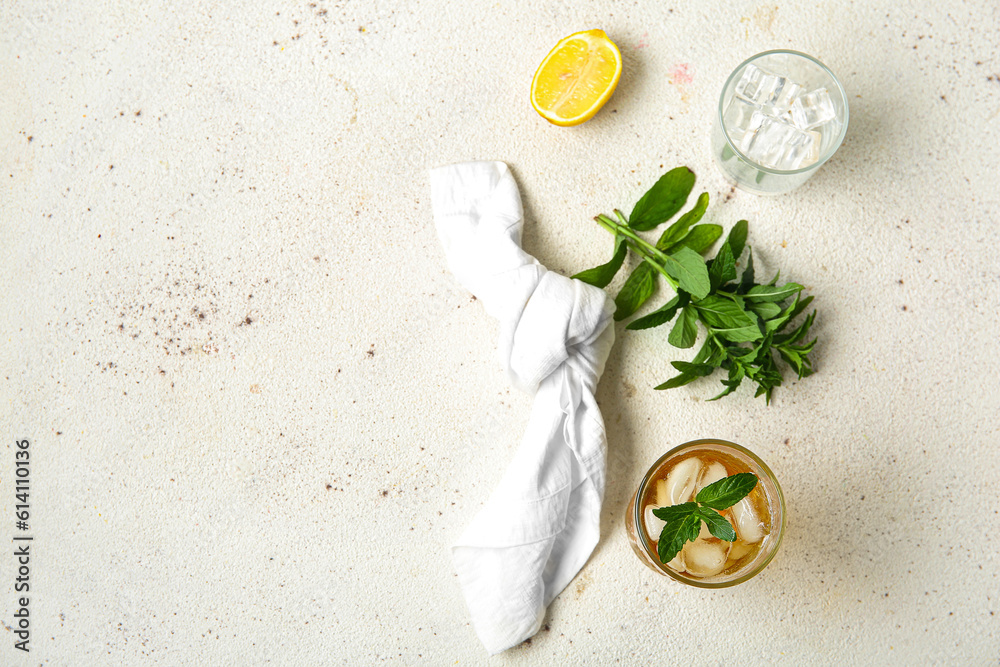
[{"x1": 2, "y1": 0, "x2": 999, "y2": 664}]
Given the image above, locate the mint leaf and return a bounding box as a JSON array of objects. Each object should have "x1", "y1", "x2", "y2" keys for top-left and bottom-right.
[
  {"x1": 654, "y1": 372, "x2": 699, "y2": 390},
  {"x1": 614, "y1": 263, "x2": 657, "y2": 321},
  {"x1": 698, "y1": 507, "x2": 737, "y2": 542},
  {"x1": 708, "y1": 242, "x2": 737, "y2": 289},
  {"x1": 670, "y1": 361, "x2": 715, "y2": 376},
  {"x1": 782, "y1": 294, "x2": 815, "y2": 325},
  {"x1": 714, "y1": 323, "x2": 764, "y2": 344},
  {"x1": 626, "y1": 293, "x2": 688, "y2": 331},
  {"x1": 629, "y1": 167, "x2": 696, "y2": 232},
  {"x1": 655, "y1": 192, "x2": 710, "y2": 250},
  {"x1": 651, "y1": 502, "x2": 699, "y2": 523},
  {"x1": 689, "y1": 338, "x2": 725, "y2": 366},
  {"x1": 764, "y1": 294, "x2": 807, "y2": 333},
  {"x1": 583, "y1": 166, "x2": 819, "y2": 402},
  {"x1": 746, "y1": 283, "x2": 803, "y2": 303},
  {"x1": 657, "y1": 512, "x2": 702, "y2": 565},
  {"x1": 778, "y1": 338, "x2": 816, "y2": 378},
  {"x1": 773, "y1": 310, "x2": 816, "y2": 345},
  {"x1": 655, "y1": 361, "x2": 716, "y2": 389},
  {"x1": 654, "y1": 359, "x2": 716, "y2": 390},
  {"x1": 667, "y1": 305, "x2": 699, "y2": 349},
  {"x1": 673, "y1": 224, "x2": 722, "y2": 254},
  {"x1": 725, "y1": 219, "x2": 749, "y2": 260},
  {"x1": 739, "y1": 248, "x2": 756, "y2": 293},
  {"x1": 662, "y1": 246, "x2": 710, "y2": 300},
  {"x1": 652, "y1": 472, "x2": 760, "y2": 565},
  {"x1": 695, "y1": 472, "x2": 758, "y2": 510},
  {"x1": 572, "y1": 235, "x2": 627, "y2": 288},
  {"x1": 707, "y1": 379, "x2": 742, "y2": 402},
  {"x1": 694, "y1": 294, "x2": 757, "y2": 330},
  {"x1": 749, "y1": 302, "x2": 782, "y2": 320}
]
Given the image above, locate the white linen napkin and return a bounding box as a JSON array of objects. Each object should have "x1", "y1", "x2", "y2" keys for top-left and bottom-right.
[{"x1": 430, "y1": 161, "x2": 616, "y2": 654}]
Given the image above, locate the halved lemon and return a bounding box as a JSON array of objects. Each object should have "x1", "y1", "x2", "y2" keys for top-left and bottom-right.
[{"x1": 530, "y1": 29, "x2": 622, "y2": 127}]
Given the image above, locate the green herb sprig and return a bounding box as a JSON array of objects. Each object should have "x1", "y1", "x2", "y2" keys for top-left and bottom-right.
[
  {"x1": 652, "y1": 472, "x2": 758, "y2": 565},
  {"x1": 572, "y1": 167, "x2": 818, "y2": 403}
]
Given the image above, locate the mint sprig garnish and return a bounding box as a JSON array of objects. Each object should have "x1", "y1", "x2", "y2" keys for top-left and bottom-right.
[
  {"x1": 572, "y1": 167, "x2": 818, "y2": 403},
  {"x1": 650, "y1": 472, "x2": 758, "y2": 565}
]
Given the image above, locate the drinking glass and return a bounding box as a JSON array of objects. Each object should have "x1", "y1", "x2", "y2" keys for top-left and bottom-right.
[
  {"x1": 712, "y1": 50, "x2": 848, "y2": 195},
  {"x1": 625, "y1": 438, "x2": 786, "y2": 588}
]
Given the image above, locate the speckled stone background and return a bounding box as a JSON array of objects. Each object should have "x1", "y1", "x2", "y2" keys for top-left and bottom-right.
[{"x1": 2, "y1": 0, "x2": 999, "y2": 664}]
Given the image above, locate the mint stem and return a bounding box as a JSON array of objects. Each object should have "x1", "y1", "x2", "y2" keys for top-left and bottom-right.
[{"x1": 593, "y1": 213, "x2": 680, "y2": 289}]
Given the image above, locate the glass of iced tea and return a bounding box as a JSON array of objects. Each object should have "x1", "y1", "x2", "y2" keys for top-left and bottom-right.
[{"x1": 625, "y1": 439, "x2": 786, "y2": 588}]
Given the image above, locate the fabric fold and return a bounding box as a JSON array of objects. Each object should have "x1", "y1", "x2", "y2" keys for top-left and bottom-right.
[{"x1": 430, "y1": 161, "x2": 615, "y2": 654}]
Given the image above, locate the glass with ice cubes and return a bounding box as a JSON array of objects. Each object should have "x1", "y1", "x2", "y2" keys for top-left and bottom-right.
[
  {"x1": 625, "y1": 439, "x2": 786, "y2": 587},
  {"x1": 712, "y1": 50, "x2": 848, "y2": 194}
]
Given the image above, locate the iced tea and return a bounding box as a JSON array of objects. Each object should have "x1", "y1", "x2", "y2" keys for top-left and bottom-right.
[{"x1": 626, "y1": 439, "x2": 785, "y2": 587}]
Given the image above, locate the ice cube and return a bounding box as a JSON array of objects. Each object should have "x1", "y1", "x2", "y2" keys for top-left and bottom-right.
[
  {"x1": 737, "y1": 110, "x2": 768, "y2": 153},
  {"x1": 698, "y1": 519, "x2": 711, "y2": 540},
  {"x1": 655, "y1": 478, "x2": 669, "y2": 507},
  {"x1": 730, "y1": 496, "x2": 764, "y2": 544},
  {"x1": 764, "y1": 80, "x2": 801, "y2": 118},
  {"x1": 732, "y1": 63, "x2": 763, "y2": 99},
  {"x1": 733, "y1": 64, "x2": 786, "y2": 107},
  {"x1": 743, "y1": 115, "x2": 822, "y2": 170},
  {"x1": 662, "y1": 457, "x2": 702, "y2": 505},
  {"x1": 726, "y1": 540, "x2": 754, "y2": 566},
  {"x1": 696, "y1": 461, "x2": 728, "y2": 493},
  {"x1": 722, "y1": 96, "x2": 758, "y2": 145},
  {"x1": 666, "y1": 550, "x2": 686, "y2": 573},
  {"x1": 644, "y1": 504, "x2": 666, "y2": 538},
  {"x1": 682, "y1": 538, "x2": 730, "y2": 577},
  {"x1": 774, "y1": 129, "x2": 820, "y2": 170},
  {"x1": 791, "y1": 87, "x2": 837, "y2": 130},
  {"x1": 742, "y1": 114, "x2": 797, "y2": 169}
]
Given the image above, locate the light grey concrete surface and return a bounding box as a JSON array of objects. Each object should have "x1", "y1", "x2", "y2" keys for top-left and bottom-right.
[{"x1": 2, "y1": 0, "x2": 999, "y2": 664}]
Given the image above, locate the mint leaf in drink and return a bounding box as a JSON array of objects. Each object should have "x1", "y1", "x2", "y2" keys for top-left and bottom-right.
[
  {"x1": 629, "y1": 167, "x2": 696, "y2": 232},
  {"x1": 656, "y1": 511, "x2": 702, "y2": 565},
  {"x1": 695, "y1": 472, "x2": 759, "y2": 510},
  {"x1": 651, "y1": 501, "x2": 699, "y2": 523},
  {"x1": 653, "y1": 471, "x2": 760, "y2": 565},
  {"x1": 698, "y1": 507, "x2": 737, "y2": 542}
]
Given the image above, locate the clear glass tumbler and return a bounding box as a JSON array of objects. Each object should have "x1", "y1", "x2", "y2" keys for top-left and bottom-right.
[
  {"x1": 712, "y1": 50, "x2": 849, "y2": 195},
  {"x1": 625, "y1": 439, "x2": 786, "y2": 588}
]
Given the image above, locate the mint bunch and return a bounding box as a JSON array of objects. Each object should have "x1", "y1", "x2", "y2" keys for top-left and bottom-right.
[
  {"x1": 572, "y1": 167, "x2": 818, "y2": 403},
  {"x1": 652, "y1": 472, "x2": 758, "y2": 565}
]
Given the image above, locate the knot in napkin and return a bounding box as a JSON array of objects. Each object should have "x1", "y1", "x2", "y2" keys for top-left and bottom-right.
[{"x1": 430, "y1": 161, "x2": 615, "y2": 654}]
